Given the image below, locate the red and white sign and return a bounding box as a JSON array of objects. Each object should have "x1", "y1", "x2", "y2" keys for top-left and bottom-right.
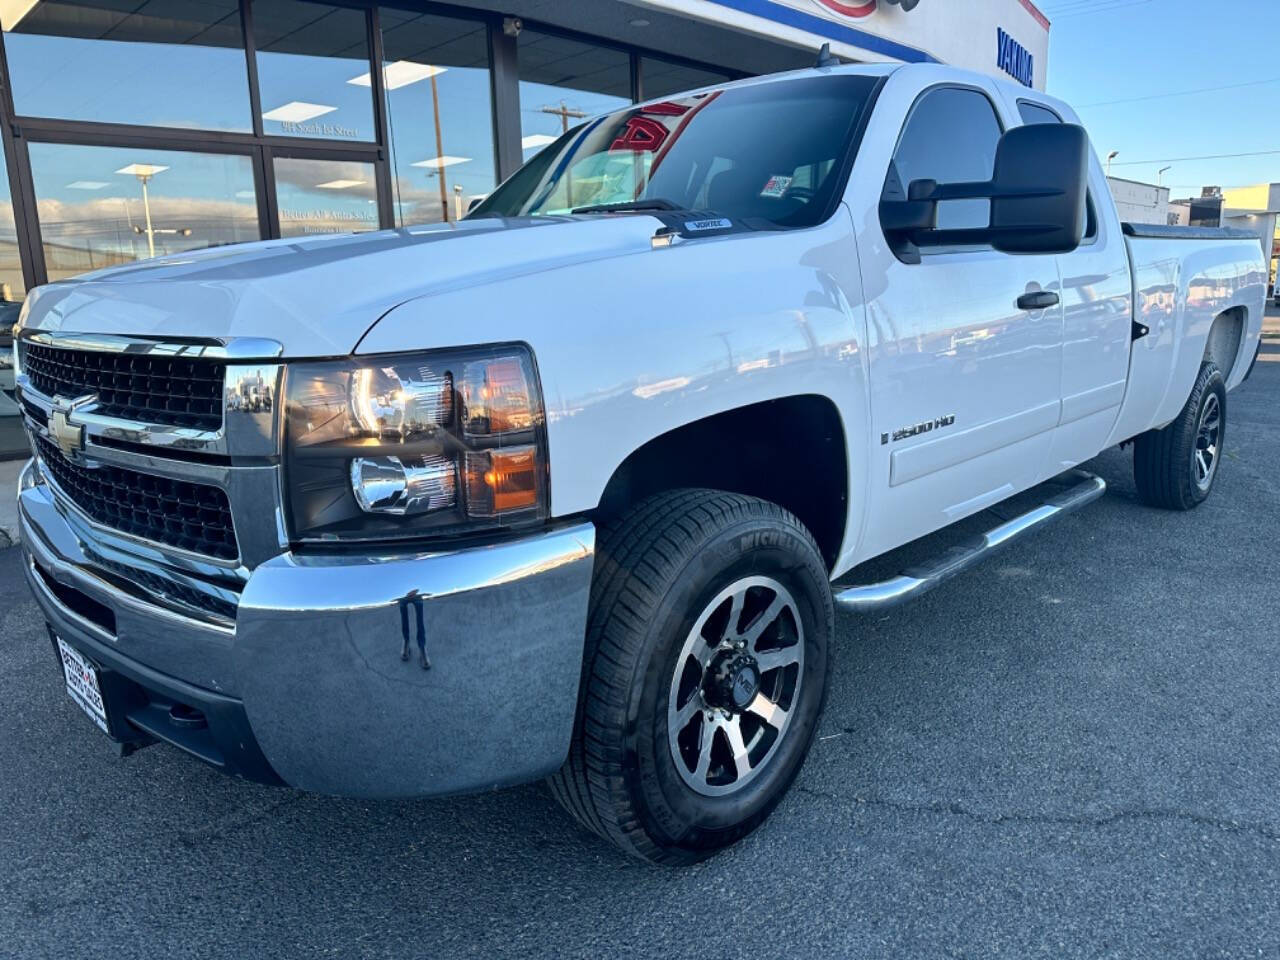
[{"x1": 811, "y1": 0, "x2": 877, "y2": 18}]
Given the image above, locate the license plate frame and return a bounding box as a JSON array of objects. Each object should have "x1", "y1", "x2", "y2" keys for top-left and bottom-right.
[{"x1": 55, "y1": 635, "x2": 112, "y2": 735}]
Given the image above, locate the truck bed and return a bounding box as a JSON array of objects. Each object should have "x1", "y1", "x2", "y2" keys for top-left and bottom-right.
[{"x1": 1104, "y1": 227, "x2": 1267, "y2": 446}]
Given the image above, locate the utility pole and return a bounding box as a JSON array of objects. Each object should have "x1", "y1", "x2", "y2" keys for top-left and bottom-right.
[
  {"x1": 540, "y1": 100, "x2": 586, "y2": 134},
  {"x1": 539, "y1": 102, "x2": 587, "y2": 202},
  {"x1": 430, "y1": 73, "x2": 448, "y2": 222}
]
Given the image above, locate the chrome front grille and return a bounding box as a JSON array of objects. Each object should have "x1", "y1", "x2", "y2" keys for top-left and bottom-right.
[
  {"x1": 22, "y1": 341, "x2": 226, "y2": 431},
  {"x1": 16, "y1": 330, "x2": 287, "y2": 633},
  {"x1": 34, "y1": 432, "x2": 239, "y2": 561}
]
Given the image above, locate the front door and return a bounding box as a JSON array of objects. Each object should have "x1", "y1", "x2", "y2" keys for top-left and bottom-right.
[{"x1": 853, "y1": 82, "x2": 1065, "y2": 561}]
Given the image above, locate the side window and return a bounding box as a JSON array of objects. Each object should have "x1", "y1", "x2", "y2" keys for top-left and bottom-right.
[
  {"x1": 891, "y1": 87, "x2": 1002, "y2": 232},
  {"x1": 1017, "y1": 100, "x2": 1099, "y2": 240},
  {"x1": 1017, "y1": 101, "x2": 1062, "y2": 126}
]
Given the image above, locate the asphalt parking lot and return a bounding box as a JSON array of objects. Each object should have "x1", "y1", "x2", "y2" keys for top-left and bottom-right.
[{"x1": 2, "y1": 319, "x2": 1278, "y2": 959}]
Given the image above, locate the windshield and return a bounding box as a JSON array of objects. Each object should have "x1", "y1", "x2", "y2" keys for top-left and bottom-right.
[{"x1": 471, "y1": 74, "x2": 881, "y2": 230}]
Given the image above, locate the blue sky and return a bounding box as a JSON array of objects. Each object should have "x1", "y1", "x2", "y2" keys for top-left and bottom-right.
[{"x1": 1041, "y1": 0, "x2": 1279, "y2": 196}]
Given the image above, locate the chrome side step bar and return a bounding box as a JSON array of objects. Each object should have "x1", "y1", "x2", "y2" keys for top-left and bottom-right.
[{"x1": 834, "y1": 470, "x2": 1107, "y2": 613}]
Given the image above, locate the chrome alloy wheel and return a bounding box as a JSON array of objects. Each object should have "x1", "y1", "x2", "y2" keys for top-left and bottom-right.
[
  {"x1": 1193, "y1": 392, "x2": 1221, "y2": 491},
  {"x1": 667, "y1": 575, "x2": 804, "y2": 797}
]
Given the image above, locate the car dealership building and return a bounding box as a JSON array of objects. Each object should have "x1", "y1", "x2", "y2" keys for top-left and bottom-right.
[{"x1": 0, "y1": 0, "x2": 1049, "y2": 304}]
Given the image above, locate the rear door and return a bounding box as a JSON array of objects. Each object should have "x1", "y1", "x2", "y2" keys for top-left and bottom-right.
[
  {"x1": 1013, "y1": 98, "x2": 1133, "y2": 470},
  {"x1": 850, "y1": 80, "x2": 1065, "y2": 561}
]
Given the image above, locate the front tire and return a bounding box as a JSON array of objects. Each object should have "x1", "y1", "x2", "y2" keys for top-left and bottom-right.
[
  {"x1": 549, "y1": 490, "x2": 833, "y2": 864},
  {"x1": 1133, "y1": 361, "x2": 1226, "y2": 510}
]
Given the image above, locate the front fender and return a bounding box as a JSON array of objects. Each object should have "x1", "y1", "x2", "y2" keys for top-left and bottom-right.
[{"x1": 357, "y1": 211, "x2": 871, "y2": 567}]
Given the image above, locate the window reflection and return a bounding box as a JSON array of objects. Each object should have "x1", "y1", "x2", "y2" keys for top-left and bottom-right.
[
  {"x1": 379, "y1": 10, "x2": 496, "y2": 225},
  {"x1": 0, "y1": 164, "x2": 25, "y2": 302},
  {"x1": 274, "y1": 156, "x2": 377, "y2": 236},
  {"x1": 640, "y1": 57, "x2": 731, "y2": 101},
  {"x1": 28, "y1": 142, "x2": 260, "y2": 282},
  {"x1": 517, "y1": 31, "x2": 631, "y2": 161},
  {"x1": 2, "y1": 0, "x2": 252, "y2": 131},
  {"x1": 254, "y1": 0, "x2": 375, "y2": 141},
  {"x1": 0, "y1": 157, "x2": 22, "y2": 446}
]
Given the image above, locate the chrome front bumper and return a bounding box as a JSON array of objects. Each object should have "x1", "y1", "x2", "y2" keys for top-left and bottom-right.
[{"x1": 19, "y1": 458, "x2": 596, "y2": 798}]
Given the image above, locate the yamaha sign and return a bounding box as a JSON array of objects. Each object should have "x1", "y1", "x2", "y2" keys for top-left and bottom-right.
[
  {"x1": 639, "y1": 0, "x2": 1050, "y2": 89},
  {"x1": 996, "y1": 27, "x2": 1035, "y2": 87}
]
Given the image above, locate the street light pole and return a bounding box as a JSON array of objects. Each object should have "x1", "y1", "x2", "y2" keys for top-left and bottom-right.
[
  {"x1": 1158, "y1": 165, "x2": 1171, "y2": 187},
  {"x1": 139, "y1": 172, "x2": 155, "y2": 259},
  {"x1": 116, "y1": 163, "x2": 169, "y2": 260},
  {"x1": 1106, "y1": 150, "x2": 1119, "y2": 176}
]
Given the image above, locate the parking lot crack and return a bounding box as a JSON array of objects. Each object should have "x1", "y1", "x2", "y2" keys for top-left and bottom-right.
[{"x1": 794, "y1": 786, "x2": 1280, "y2": 842}]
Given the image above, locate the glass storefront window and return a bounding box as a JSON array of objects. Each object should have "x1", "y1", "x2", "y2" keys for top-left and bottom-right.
[
  {"x1": 254, "y1": 0, "x2": 376, "y2": 141},
  {"x1": 0, "y1": 162, "x2": 25, "y2": 303},
  {"x1": 2, "y1": 0, "x2": 252, "y2": 131},
  {"x1": 27, "y1": 142, "x2": 260, "y2": 282},
  {"x1": 640, "y1": 57, "x2": 731, "y2": 101},
  {"x1": 0, "y1": 155, "x2": 24, "y2": 453},
  {"x1": 379, "y1": 10, "x2": 496, "y2": 226},
  {"x1": 274, "y1": 156, "x2": 377, "y2": 236},
  {"x1": 517, "y1": 31, "x2": 631, "y2": 163}
]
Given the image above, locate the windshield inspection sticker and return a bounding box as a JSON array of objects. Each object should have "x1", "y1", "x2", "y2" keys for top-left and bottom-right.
[
  {"x1": 760, "y1": 175, "x2": 793, "y2": 198},
  {"x1": 683, "y1": 218, "x2": 733, "y2": 232}
]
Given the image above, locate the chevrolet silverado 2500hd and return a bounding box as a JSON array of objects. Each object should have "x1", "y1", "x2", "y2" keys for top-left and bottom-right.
[{"x1": 14, "y1": 63, "x2": 1266, "y2": 864}]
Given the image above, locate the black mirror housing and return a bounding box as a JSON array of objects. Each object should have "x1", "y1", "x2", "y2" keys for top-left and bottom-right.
[
  {"x1": 989, "y1": 123, "x2": 1089, "y2": 254},
  {"x1": 880, "y1": 123, "x2": 1091, "y2": 258}
]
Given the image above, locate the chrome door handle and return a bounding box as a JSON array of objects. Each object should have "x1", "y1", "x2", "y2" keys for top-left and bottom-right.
[{"x1": 1017, "y1": 291, "x2": 1059, "y2": 310}]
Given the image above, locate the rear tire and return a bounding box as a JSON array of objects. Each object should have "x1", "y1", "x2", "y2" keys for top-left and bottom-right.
[
  {"x1": 548, "y1": 489, "x2": 833, "y2": 865},
  {"x1": 1133, "y1": 361, "x2": 1226, "y2": 510}
]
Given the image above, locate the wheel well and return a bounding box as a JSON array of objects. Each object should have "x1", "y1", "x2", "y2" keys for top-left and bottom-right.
[
  {"x1": 594, "y1": 396, "x2": 849, "y2": 570},
  {"x1": 1204, "y1": 307, "x2": 1246, "y2": 381}
]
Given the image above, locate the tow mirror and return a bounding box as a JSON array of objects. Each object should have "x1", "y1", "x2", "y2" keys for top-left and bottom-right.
[{"x1": 880, "y1": 123, "x2": 1090, "y2": 259}]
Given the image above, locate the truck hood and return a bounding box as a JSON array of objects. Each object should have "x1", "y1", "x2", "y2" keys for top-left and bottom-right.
[{"x1": 20, "y1": 216, "x2": 662, "y2": 356}]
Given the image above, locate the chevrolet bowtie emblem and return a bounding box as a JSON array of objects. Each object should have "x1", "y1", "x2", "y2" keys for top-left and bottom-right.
[{"x1": 49, "y1": 396, "x2": 94, "y2": 460}]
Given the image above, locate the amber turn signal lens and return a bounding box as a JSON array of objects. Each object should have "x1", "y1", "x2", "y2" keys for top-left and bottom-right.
[{"x1": 465, "y1": 446, "x2": 540, "y2": 517}]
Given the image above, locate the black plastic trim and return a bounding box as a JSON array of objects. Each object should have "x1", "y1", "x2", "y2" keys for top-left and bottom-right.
[
  {"x1": 45, "y1": 624, "x2": 284, "y2": 787},
  {"x1": 1122, "y1": 222, "x2": 1259, "y2": 240}
]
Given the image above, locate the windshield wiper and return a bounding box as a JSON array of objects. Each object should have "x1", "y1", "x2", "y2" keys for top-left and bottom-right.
[{"x1": 571, "y1": 198, "x2": 684, "y2": 215}]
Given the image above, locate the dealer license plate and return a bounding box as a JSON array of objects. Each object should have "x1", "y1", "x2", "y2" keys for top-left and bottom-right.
[{"x1": 55, "y1": 636, "x2": 109, "y2": 734}]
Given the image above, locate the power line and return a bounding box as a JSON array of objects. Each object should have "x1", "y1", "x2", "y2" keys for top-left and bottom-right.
[
  {"x1": 1076, "y1": 76, "x2": 1280, "y2": 108},
  {"x1": 1109, "y1": 149, "x2": 1280, "y2": 167},
  {"x1": 1039, "y1": 0, "x2": 1148, "y2": 13},
  {"x1": 1041, "y1": 0, "x2": 1153, "y2": 19}
]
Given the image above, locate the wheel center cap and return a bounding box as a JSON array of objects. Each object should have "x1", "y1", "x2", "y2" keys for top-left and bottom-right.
[{"x1": 706, "y1": 652, "x2": 761, "y2": 712}]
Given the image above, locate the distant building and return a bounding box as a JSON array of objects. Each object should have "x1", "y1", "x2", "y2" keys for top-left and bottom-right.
[
  {"x1": 1221, "y1": 183, "x2": 1280, "y2": 290},
  {"x1": 1169, "y1": 189, "x2": 1226, "y2": 228},
  {"x1": 1106, "y1": 176, "x2": 1170, "y2": 225}
]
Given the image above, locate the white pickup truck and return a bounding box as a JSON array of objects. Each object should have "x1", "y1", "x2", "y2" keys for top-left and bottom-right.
[{"x1": 14, "y1": 62, "x2": 1266, "y2": 864}]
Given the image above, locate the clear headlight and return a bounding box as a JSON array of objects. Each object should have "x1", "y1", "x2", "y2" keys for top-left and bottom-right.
[{"x1": 284, "y1": 344, "x2": 548, "y2": 543}]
